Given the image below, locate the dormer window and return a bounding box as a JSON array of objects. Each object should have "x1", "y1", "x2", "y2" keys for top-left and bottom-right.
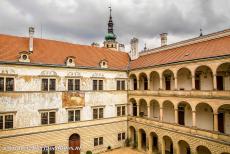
[
  {"x1": 66, "y1": 56, "x2": 76, "y2": 67},
  {"x1": 19, "y1": 51, "x2": 30, "y2": 63},
  {"x1": 99, "y1": 60, "x2": 108, "y2": 69}
]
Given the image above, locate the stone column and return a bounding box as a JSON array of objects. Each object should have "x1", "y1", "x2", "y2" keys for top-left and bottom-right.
[
  {"x1": 160, "y1": 107, "x2": 163, "y2": 122},
  {"x1": 192, "y1": 75, "x2": 195, "y2": 90},
  {"x1": 160, "y1": 77, "x2": 163, "y2": 90},
  {"x1": 138, "y1": 130, "x2": 142, "y2": 150},
  {"x1": 127, "y1": 103, "x2": 130, "y2": 116},
  {"x1": 148, "y1": 105, "x2": 151, "y2": 118},
  {"x1": 161, "y1": 138, "x2": 165, "y2": 154},
  {"x1": 137, "y1": 105, "x2": 140, "y2": 116},
  {"x1": 175, "y1": 108, "x2": 178, "y2": 124},
  {"x1": 137, "y1": 80, "x2": 140, "y2": 90},
  {"x1": 148, "y1": 77, "x2": 151, "y2": 90},
  {"x1": 214, "y1": 112, "x2": 218, "y2": 132},
  {"x1": 192, "y1": 111, "x2": 196, "y2": 127},
  {"x1": 213, "y1": 74, "x2": 217, "y2": 90},
  {"x1": 148, "y1": 135, "x2": 153, "y2": 154},
  {"x1": 174, "y1": 77, "x2": 178, "y2": 90}
]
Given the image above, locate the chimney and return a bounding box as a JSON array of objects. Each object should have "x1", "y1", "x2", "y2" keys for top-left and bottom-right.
[
  {"x1": 29, "y1": 27, "x2": 35, "y2": 52},
  {"x1": 160, "y1": 33, "x2": 167, "y2": 47}
]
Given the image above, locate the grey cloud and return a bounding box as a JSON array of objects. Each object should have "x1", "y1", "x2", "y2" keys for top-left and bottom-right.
[{"x1": 0, "y1": 0, "x2": 229, "y2": 49}]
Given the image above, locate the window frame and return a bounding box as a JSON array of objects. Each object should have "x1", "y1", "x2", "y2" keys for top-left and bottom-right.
[
  {"x1": 92, "y1": 107, "x2": 104, "y2": 120},
  {"x1": 0, "y1": 76, "x2": 15, "y2": 92},
  {"x1": 92, "y1": 79, "x2": 104, "y2": 91},
  {"x1": 116, "y1": 80, "x2": 126, "y2": 90},
  {"x1": 118, "y1": 132, "x2": 126, "y2": 141},
  {"x1": 68, "y1": 109, "x2": 81, "y2": 122},
  {"x1": 94, "y1": 137, "x2": 103, "y2": 147},
  {"x1": 40, "y1": 111, "x2": 56, "y2": 125},
  {"x1": 0, "y1": 113, "x2": 15, "y2": 130},
  {"x1": 42, "y1": 146, "x2": 55, "y2": 154},
  {"x1": 67, "y1": 78, "x2": 81, "y2": 91},
  {"x1": 116, "y1": 105, "x2": 126, "y2": 116},
  {"x1": 41, "y1": 78, "x2": 56, "y2": 91}
]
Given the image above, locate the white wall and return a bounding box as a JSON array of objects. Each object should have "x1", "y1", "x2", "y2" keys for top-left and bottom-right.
[
  {"x1": 150, "y1": 75, "x2": 160, "y2": 90},
  {"x1": 177, "y1": 69, "x2": 192, "y2": 90},
  {"x1": 150, "y1": 102, "x2": 160, "y2": 120},
  {"x1": 225, "y1": 112, "x2": 230, "y2": 134},
  {"x1": 196, "y1": 104, "x2": 213, "y2": 131},
  {"x1": 163, "y1": 102, "x2": 175, "y2": 123},
  {"x1": 185, "y1": 105, "x2": 192, "y2": 127}
]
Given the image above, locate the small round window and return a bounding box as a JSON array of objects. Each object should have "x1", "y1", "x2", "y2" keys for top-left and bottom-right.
[
  {"x1": 22, "y1": 55, "x2": 28, "y2": 60},
  {"x1": 69, "y1": 58, "x2": 73, "y2": 63}
]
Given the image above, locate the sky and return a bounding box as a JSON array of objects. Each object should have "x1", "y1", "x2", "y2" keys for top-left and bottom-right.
[{"x1": 0, "y1": 0, "x2": 230, "y2": 51}]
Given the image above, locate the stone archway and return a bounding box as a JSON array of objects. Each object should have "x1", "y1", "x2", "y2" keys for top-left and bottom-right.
[
  {"x1": 195, "y1": 65, "x2": 213, "y2": 90},
  {"x1": 178, "y1": 140, "x2": 190, "y2": 154},
  {"x1": 218, "y1": 104, "x2": 230, "y2": 134},
  {"x1": 196, "y1": 145, "x2": 211, "y2": 154},
  {"x1": 69, "y1": 133, "x2": 80, "y2": 154},
  {"x1": 216, "y1": 62, "x2": 230, "y2": 91},
  {"x1": 177, "y1": 67, "x2": 192, "y2": 90}
]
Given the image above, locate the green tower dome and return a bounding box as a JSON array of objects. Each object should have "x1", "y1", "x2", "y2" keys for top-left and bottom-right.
[{"x1": 105, "y1": 32, "x2": 116, "y2": 41}]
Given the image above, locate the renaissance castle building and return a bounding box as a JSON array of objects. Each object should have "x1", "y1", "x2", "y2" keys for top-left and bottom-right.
[{"x1": 0, "y1": 7, "x2": 230, "y2": 154}]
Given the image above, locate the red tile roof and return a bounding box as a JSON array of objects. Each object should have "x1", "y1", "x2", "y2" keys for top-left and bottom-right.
[
  {"x1": 0, "y1": 34, "x2": 130, "y2": 70},
  {"x1": 130, "y1": 35, "x2": 230, "y2": 69}
]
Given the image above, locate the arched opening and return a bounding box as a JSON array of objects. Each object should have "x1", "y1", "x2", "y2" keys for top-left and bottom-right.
[
  {"x1": 222, "y1": 153, "x2": 230, "y2": 154},
  {"x1": 177, "y1": 68, "x2": 192, "y2": 90},
  {"x1": 195, "y1": 66, "x2": 213, "y2": 90},
  {"x1": 196, "y1": 103, "x2": 214, "y2": 131},
  {"x1": 130, "y1": 74, "x2": 137, "y2": 90},
  {"x1": 178, "y1": 140, "x2": 190, "y2": 154},
  {"x1": 218, "y1": 104, "x2": 230, "y2": 134},
  {"x1": 163, "y1": 136, "x2": 173, "y2": 154},
  {"x1": 139, "y1": 99, "x2": 148, "y2": 117},
  {"x1": 129, "y1": 126, "x2": 137, "y2": 147},
  {"x1": 216, "y1": 63, "x2": 230, "y2": 91},
  {"x1": 196, "y1": 145, "x2": 211, "y2": 154},
  {"x1": 150, "y1": 71, "x2": 160, "y2": 90},
  {"x1": 139, "y1": 129, "x2": 147, "y2": 151},
  {"x1": 178, "y1": 102, "x2": 192, "y2": 126},
  {"x1": 69, "y1": 133, "x2": 80, "y2": 154},
  {"x1": 163, "y1": 69, "x2": 175, "y2": 90},
  {"x1": 150, "y1": 132, "x2": 158, "y2": 153},
  {"x1": 139, "y1": 73, "x2": 148, "y2": 90},
  {"x1": 130, "y1": 99, "x2": 137, "y2": 116},
  {"x1": 163, "y1": 101, "x2": 175, "y2": 123},
  {"x1": 150, "y1": 99, "x2": 160, "y2": 120}
]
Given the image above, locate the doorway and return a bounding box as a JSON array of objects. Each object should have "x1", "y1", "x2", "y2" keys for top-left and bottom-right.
[
  {"x1": 217, "y1": 76, "x2": 224, "y2": 90},
  {"x1": 178, "y1": 106, "x2": 185, "y2": 125},
  {"x1": 218, "y1": 112, "x2": 224, "y2": 133},
  {"x1": 69, "y1": 134, "x2": 80, "y2": 154}
]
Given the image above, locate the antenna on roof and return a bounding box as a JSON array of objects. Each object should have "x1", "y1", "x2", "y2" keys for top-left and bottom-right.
[{"x1": 200, "y1": 28, "x2": 203, "y2": 37}]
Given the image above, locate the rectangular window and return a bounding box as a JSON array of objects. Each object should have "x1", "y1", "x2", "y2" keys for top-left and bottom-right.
[
  {"x1": 5, "y1": 115, "x2": 13, "y2": 129},
  {"x1": 93, "y1": 80, "x2": 103, "y2": 90},
  {"x1": 94, "y1": 138, "x2": 98, "y2": 146},
  {"x1": 49, "y1": 79, "x2": 56, "y2": 91},
  {"x1": 117, "y1": 105, "x2": 126, "y2": 116},
  {"x1": 68, "y1": 110, "x2": 74, "y2": 122},
  {"x1": 68, "y1": 79, "x2": 80, "y2": 91},
  {"x1": 99, "y1": 80, "x2": 103, "y2": 90},
  {"x1": 0, "y1": 77, "x2": 15, "y2": 92},
  {"x1": 42, "y1": 78, "x2": 56, "y2": 91},
  {"x1": 42, "y1": 146, "x2": 55, "y2": 154},
  {"x1": 41, "y1": 112, "x2": 56, "y2": 125},
  {"x1": 117, "y1": 80, "x2": 125, "y2": 90},
  {"x1": 93, "y1": 80, "x2": 97, "y2": 90},
  {"x1": 68, "y1": 110, "x2": 80, "y2": 122},
  {"x1": 0, "y1": 115, "x2": 3, "y2": 129},
  {"x1": 0, "y1": 77, "x2": 4, "y2": 91},
  {"x1": 94, "y1": 137, "x2": 103, "y2": 146},
  {"x1": 93, "y1": 107, "x2": 104, "y2": 119},
  {"x1": 42, "y1": 79, "x2": 49, "y2": 91},
  {"x1": 118, "y1": 132, "x2": 125, "y2": 141},
  {"x1": 68, "y1": 79, "x2": 74, "y2": 91},
  {"x1": 49, "y1": 112, "x2": 56, "y2": 124}
]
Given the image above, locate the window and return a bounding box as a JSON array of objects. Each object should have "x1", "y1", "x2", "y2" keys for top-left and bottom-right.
[
  {"x1": 93, "y1": 107, "x2": 104, "y2": 119},
  {"x1": 0, "y1": 77, "x2": 14, "y2": 92},
  {"x1": 117, "y1": 80, "x2": 125, "y2": 90},
  {"x1": 93, "y1": 80, "x2": 103, "y2": 90},
  {"x1": 117, "y1": 105, "x2": 126, "y2": 116},
  {"x1": 41, "y1": 78, "x2": 56, "y2": 91},
  {"x1": 67, "y1": 79, "x2": 80, "y2": 91},
  {"x1": 94, "y1": 137, "x2": 103, "y2": 146},
  {"x1": 68, "y1": 110, "x2": 80, "y2": 122},
  {"x1": 41, "y1": 111, "x2": 56, "y2": 125},
  {"x1": 118, "y1": 132, "x2": 126, "y2": 141},
  {"x1": 42, "y1": 146, "x2": 55, "y2": 154},
  {"x1": 0, "y1": 114, "x2": 14, "y2": 130}
]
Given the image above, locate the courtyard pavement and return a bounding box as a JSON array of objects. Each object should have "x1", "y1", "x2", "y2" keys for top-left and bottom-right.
[{"x1": 101, "y1": 147, "x2": 144, "y2": 154}]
